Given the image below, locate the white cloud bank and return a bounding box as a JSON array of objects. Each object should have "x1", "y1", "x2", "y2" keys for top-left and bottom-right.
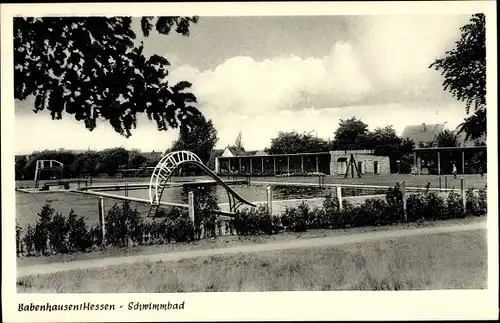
[{"x1": 164, "y1": 15, "x2": 470, "y2": 149}]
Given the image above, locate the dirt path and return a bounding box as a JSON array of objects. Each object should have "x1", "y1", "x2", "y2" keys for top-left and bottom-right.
[{"x1": 17, "y1": 220, "x2": 487, "y2": 278}]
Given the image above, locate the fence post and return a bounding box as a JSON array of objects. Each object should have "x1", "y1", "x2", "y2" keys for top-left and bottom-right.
[
  {"x1": 444, "y1": 175, "x2": 448, "y2": 190},
  {"x1": 401, "y1": 181, "x2": 407, "y2": 222},
  {"x1": 188, "y1": 191, "x2": 195, "y2": 225},
  {"x1": 438, "y1": 176, "x2": 442, "y2": 191},
  {"x1": 460, "y1": 177, "x2": 466, "y2": 210},
  {"x1": 125, "y1": 182, "x2": 128, "y2": 197},
  {"x1": 267, "y1": 186, "x2": 273, "y2": 215},
  {"x1": 336, "y1": 185, "x2": 343, "y2": 211},
  {"x1": 98, "y1": 197, "x2": 106, "y2": 246}
]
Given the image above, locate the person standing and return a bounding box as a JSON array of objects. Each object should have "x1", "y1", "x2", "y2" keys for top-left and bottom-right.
[{"x1": 452, "y1": 163, "x2": 458, "y2": 179}]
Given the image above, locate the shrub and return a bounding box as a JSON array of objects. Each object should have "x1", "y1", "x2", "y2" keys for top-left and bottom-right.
[
  {"x1": 322, "y1": 193, "x2": 342, "y2": 228},
  {"x1": 105, "y1": 202, "x2": 143, "y2": 247},
  {"x1": 87, "y1": 224, "x2": 102, "y2": 248},
  {"x1": 33, "y1": 205, "x2": 54, "y2": 255},
  {"x1": 422, "y1": 192, "x2": 446, "y2": 220},
  {"x1": 171, "y1": 212, "x2": 195, "y2": 242},
  {"x1": 465, "y1": 188, "x2": 480, "y2": 216},
  {"x1": 67, "y1": 210, "x2": 90, "y2": 251},
  {"x1": 159, "y1": 218, "x2": 174, "y2": 243},
  {"x1": 446, "y1": 192, "x2": 465, "y2": 219},
  {"x1": 233, "y1": 205, "x2": 273, "y2": 236},
  {"x1": 308, "y1": 207, "x2": 330, "y2": 229},
  {"x1": 105, "y1": 204, "x2": 128, "y2": 247},
  {"x1": 142, "y1": 219, "x2": 173, "y2": 244},
  {"x1": 339, "y1": 200, "x2": 357, "y2": 228},
  {"x1": 126, "y1": 205, "x2": 144, "y2": 245},
  {"x1": 323, "y1": 194, "x2": 344, "y2": 229},
  {"x1": 478, "y1": 189, "x2": 487, "y2": 215},
  {"x1": 385, "y1": 185, "x2": 403, "y2": 222},
  {"x1": 281, "y1": 202, "x2": 309, "y2": 232},
  {"x1": 48, "y1": 212, "x2": 69, "y2": 253},
  {"x1": 353, "y1": 198, "x2": 389, "y2": 227},
  {"x1": 23, "y1": 225, "x2": 35, "y2": 256},
  {"x1": 16, "y1": 221, "x2": 23, "y2": 256},
  {"x1": 271, "y1": 215, "x2": 283, "y2": 234},
  {"x1": 406, "y1": 193, "x2": 426, "y2": 222}
]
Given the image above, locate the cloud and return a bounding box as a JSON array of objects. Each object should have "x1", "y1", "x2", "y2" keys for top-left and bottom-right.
[
  {"x1": 169, "y1": 41, "x2": 375, "y2": 116},
  {"x1": 356, "y1": 15, "x2": 470, "y2": 86},
  {"x1": 169, "y1": 15, "x2": 469, "y2": 121}
]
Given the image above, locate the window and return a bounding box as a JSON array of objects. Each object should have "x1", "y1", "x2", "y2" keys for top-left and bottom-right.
[{"x1": 373, "y1": 161, "x2": 379, "y2": 174}]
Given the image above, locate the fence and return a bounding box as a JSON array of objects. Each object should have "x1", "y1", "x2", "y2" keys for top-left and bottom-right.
[{"x1": 263, "y1": 177, "x2": 472, "y2": 222}]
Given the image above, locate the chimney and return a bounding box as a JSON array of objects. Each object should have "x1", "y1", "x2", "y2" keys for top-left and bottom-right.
[{"x1": 421, "y1": 123, "x2": 426, "y2": 132}]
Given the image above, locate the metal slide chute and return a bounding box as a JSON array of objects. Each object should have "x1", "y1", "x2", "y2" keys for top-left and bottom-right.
[{"x1": 148, "y1": 151, "x2": 256, "y2": 217}]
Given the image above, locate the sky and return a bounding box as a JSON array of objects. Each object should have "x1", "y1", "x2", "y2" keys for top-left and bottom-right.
[{"x1": 14, "y1": 15, "x2": 473, "y2": 154}]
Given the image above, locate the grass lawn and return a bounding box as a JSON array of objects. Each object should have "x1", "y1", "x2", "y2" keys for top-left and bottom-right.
[{"x1": 17, "y1": 228, "x2": 487, "y2": 292}]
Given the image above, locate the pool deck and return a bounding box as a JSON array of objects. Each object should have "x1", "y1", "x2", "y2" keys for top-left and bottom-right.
[{"x1": 15, "y1": 179, "x2": 250, "y2": 194}]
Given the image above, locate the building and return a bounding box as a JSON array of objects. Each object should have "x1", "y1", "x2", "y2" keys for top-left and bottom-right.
[
  {"x1": 221, "y1": 146, "x2": 246, "y2": 157},
  {"x1": 215, "y1": 149, "x2": 390, "y2": 176},
  {"x1": 330, "y1": 150, "x2": 390, "y2": 175},
  {"x1": 401, "y1": 123, "x2": 446, "y2": 147}
]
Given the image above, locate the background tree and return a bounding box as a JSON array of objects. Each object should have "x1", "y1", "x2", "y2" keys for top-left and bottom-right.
[
  {"x1": 332, "y1": 117, "x2": 370, "y2": 150},
  {"x1": 266, "y1": 131, "x2": 329, "y2": 154},
  {"x1": 70, "y1": 151, "x2": 100, "y2": 177},
  {"x1": 95, "y1": 148, "x2": 129, "y2": 176},
  {"x1": 14, "y1": 16, "x2": 200, "y2": 137},
  {"x1": 15, "y1": 156, "x2": 28, "y2": 180},
  {"x1": 127, "y1": 149, "x2": 148, "y2": 169},
  {"x1": 234, "y1": 131, "x2": 243, "y2": 150},
  {"x1": 170, "y1": 114, "x2": 219, "y2": 164},
  {"x1": 429, "y1": 13, "x2": 486, "y2": 140},
  {"x1": 435, "y1": 129, "x2": 459, "y2": 147},
  {"x1": 367, "y1": 127, "x2": 415, "y2": 173}
]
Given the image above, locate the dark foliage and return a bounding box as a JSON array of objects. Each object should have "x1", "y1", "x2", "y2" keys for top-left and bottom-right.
[{"x1": 14, "y1": 16, "x2": 200, "y2": 137}]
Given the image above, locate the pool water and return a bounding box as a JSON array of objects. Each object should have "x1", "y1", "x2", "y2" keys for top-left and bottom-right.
[{"x1": 109, "y1": 183, "x2": 387, "y2": 205}]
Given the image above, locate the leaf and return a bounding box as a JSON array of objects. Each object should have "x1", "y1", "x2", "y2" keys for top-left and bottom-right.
[
  {"x1": 140, "y1": 16, "x2": 154, "y2": 37},
  {"x1": 14, "y1": 16, "x2": 199, "y2": 137},
  {"x1": 429, "y1": 13, "x2": 486, "y2": 139}
]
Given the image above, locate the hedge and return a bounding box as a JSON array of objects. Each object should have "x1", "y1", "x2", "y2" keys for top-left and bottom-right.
[{"x1": 16, "y1": 186, "x2": 487, "y2": 257}]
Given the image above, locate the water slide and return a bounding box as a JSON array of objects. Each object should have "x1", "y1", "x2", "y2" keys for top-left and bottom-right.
[
  {"x1": 149, "y1": 151, "x2": 256, "y2": 216},
  {"x1": 183, "y1": 160, "x2": 257, "y2": 208}
]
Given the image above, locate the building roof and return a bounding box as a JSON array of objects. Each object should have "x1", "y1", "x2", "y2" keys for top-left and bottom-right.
[
  {"x1": 253, "y1": 150, "x2": 268, "y2": 156},
  {"x1": 401, "y1": 123, "x2": 445, "y2": 144},
  {"x1": 225, "y1": 146, "x2": 246, "y2": 156}
]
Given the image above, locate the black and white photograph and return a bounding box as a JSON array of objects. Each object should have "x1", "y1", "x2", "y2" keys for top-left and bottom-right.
[{"x1": 1, "y1": 1, "x2": 498, "y2": 322}]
